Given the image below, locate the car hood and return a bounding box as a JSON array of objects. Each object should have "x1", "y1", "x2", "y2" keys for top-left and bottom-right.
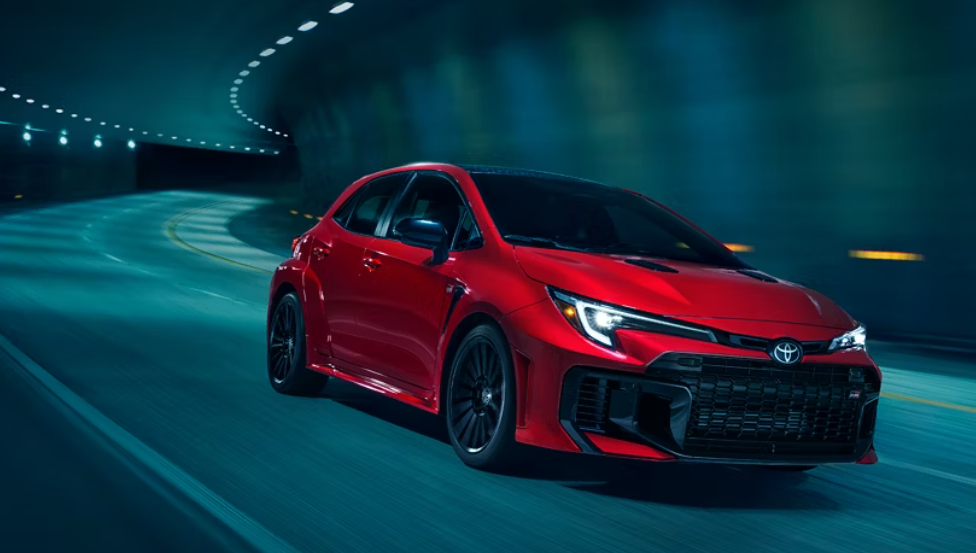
[{"x1": 514, "y1": 247, "x2": 854, "y2": 330}]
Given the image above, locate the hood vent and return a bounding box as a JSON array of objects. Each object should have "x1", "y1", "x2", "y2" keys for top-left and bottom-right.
[
  {"x1": 737, "y1": 269, "x2": 777, "y2": 283},
  {"x1": 625, "y1": 258, "x2": 678, "y2": 273}
]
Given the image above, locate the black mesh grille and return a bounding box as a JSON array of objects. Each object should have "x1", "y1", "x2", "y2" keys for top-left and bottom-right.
[
  {"x1": 647, "y1": 356, "x2": 879, "y2": 457},
  {"x1": 574, "y1": 376, "x2": 613, "y2": 432}
]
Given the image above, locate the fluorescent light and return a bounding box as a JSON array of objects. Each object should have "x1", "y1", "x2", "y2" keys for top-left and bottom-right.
[
  {"x1": 71, "y1": 114, "x2": 78, "y2": 118},
  {"x1": 247, "y1": 118, "x2": 253, "y2": 122},
  {"x1": 245, "y1": 147, "x2": 251, "y2": 151},
  {"x1": 276, "y1": 36, "x2": 293, "y2": 45},
  {"x1": 0, "y1": 87, "x2": 5, "y2": 92},
  {"x1": 239, "y1": 70, "x2": 250, "y2": 76},
  {"x1": 100, "y1": 122, "x2": 106, "y2": 125},
  {"x1": 142, "y1": 131, "x2": 148, "y2": 135},
  {"x1": 284, "y1": 133, "x2": 289, "y2": 137},
  {"x1": 260, "y1": 125, "x2": 266, "y2": 129},
  {"x1": 59, "y1": 135, "x2": 68, "y2": 146},
  {"x1": 230, "y1": 99, "x2": 237, "y2": 104},
  {"x1": 260, "y1": 149, "x2": 265, "y2": 153},
  {"x1": 157, "y1": 133, "x2": 163, "y2": 137},
  {"x1": 200, "y1": 141, "x2": 206, "y2": 144},
  {"x1": 22, "y1": 131, "x2": 31, "y2": 142},
  {"x1": 236, "y1": 109, "x2": 243, "y2": 114},
  {"x1": 234, "y1": 79, "x2": 243, "y2": 85},
  {"x1": 171, "y1": 136, "x2": 177, "y2": 140},
  {"x1": 114, "y1": 124, "x2": 120, "y2": 128},
  {"x1": 215, "y1": 143, "x2": 221, "y2": 147},
  {"x1": 259, "y1": 48, "x2": 275, "y2": 57},
  {"x1": 275, "y1": 131, "x2": 281, "y2": 135},
  {"x1": 230, "y1": 87, "x2": 238, "y2": 92},
  {"x1": 94, "y1": 137, "x2": 102, "y2": 148},
  {"x1": 330, "y1": 2, "x2": 355, "y2": 15},
  {"x1": 274, "y1": 151, "x2": 279, "y2": 155},
  {"x1": 248, "y1": 61, "x2": 260, "y2": 68},
  {"x1": 11, "y1": 94, "x2": 20, "y2": 99},
  {"x1": 129, "y1": 127, "x2": 134, "y2": 132},
  {"x1": 230, "y1": 93, "x2": 237, "y2": 98},
  {"x1": 127, "y1": 140, "x2": 136, "y2": 150},
  {"x1": 229, "y1": 145, "x2": 235, "y2": 149},
  {"x1": 42, "y1": 104, "x2": 49, "y2": 109},
  {"x1": 298, "y1": 21, "x2": 318, "y2": 31},
  {"x1": 56, "y1": 109, "x2": 64, "y2": 113},
  {"x1": 26, "y1": 99, "x2": 34, "y2": 103},
  {"x1": 186, "y1": 138, "x2": 191, "y2": 142},
  {"x1": 84, "y1": 117, "x2": 92, "y2": 122}
]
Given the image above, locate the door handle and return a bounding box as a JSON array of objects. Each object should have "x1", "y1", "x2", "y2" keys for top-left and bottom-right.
[
  {"x1": 363, "y1": 258, "x2": 382, "y2": 270},
  {"x1": 312, "y1": 246, "x2": 330, "y2": 260}
]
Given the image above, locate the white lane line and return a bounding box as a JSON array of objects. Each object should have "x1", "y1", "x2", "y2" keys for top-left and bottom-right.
[
  {"x1": 187, "y1": 287, "x2": 249, "y2": 304},
  {"x1": 883, "y1": 459, "x2": 976, "y2": 488},
  {"x1": 102, "y1": 253, "x2": 126, "y2": 264},
  {"x1": 0, "y1": 333, "x2": 301, "y2": 553}
]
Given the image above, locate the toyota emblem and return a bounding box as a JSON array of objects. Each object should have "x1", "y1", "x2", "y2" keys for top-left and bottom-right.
[{"x1": 769, "y1": 339, "x2": 802, "y2": 366}]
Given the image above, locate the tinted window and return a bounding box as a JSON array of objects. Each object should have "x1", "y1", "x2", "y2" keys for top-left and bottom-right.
[
  {"x1": 387, "y1": 174, "x2": 466, "y2": 239},
  {"x1": 469, "y1": 172, "x2": 745, "y2": 268},
  {"x1": 452, "y1": 210, "x2": 481, "y2": 251},
  {"x1": 342, "y1": 174, "x2": 405, "y2": 235}
]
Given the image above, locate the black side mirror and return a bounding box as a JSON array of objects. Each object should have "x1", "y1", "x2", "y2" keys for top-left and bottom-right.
[{"x1": 393, "y1": 218, "x2": 450, "y2": 265}]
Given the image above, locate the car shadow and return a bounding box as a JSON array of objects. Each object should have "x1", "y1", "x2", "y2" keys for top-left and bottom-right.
[{"x1": 323, "y1": 380, "x2": 841, "y2": 511}]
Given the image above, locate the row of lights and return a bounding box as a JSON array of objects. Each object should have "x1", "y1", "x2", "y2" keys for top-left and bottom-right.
[
  {"x1": 0, "y1": 85, "x2": 279, "y2": 155},
  {"x1": 230, "y1": 1, "x2": 355, "y2": 136},
  {"x1": 19, "y1": 124, "x2": 137, "y2": 150}
]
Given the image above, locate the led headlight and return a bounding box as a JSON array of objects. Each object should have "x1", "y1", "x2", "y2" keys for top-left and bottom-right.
[
  {"x1": 549, "y1": 288, "x2": 716, "y2": 348},
  {"x1": 829, "y1": 324, "x2": 867, "y2": 352}
]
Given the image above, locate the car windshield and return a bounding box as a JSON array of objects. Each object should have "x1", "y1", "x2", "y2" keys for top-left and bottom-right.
[{"x1": 468, "y1": 171, "x2": 746, "y2": 268}]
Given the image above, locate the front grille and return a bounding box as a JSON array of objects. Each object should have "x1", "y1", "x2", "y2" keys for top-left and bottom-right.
[
  {"x1": 574, "y1": 376, "x2": 613, "y2": 432},
  {"x1": 647, "y1": 356, "x2": 879, "y2": 457}
]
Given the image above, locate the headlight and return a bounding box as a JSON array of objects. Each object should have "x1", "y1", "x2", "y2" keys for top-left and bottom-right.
[
  {"x1": 549, "y1": 288, "x2": 716, "y2": 348},
  {"x1": 829, "y1": 324, "x2": 867, "y2": 351}
]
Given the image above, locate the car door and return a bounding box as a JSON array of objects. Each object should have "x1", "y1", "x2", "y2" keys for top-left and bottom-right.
[
  {"x1": 306, "y1": 172, "x2": 408, "y2": 367},
  {"x1": 354, "y1": 171, "x2": 476, "y2": 391}
]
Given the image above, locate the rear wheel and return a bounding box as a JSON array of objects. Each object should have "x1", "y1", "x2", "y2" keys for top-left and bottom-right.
[
  {"x1": 445, "y1": 324, "x2": 519, "y2": 471},
  {"x1": 268, "y1": 292, "x2": 328, "y2": 395}
]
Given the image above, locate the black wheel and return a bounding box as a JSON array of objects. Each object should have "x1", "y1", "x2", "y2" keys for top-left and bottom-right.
[
  {"x1": 268, "y1": 292, "x2": 328, "y2": 395},
  {"x1": 763, "y1": 466, "x2": 817, "y2": 473},
  {"x1": 445, "y1": 324, "x2": 520, "y2": 471}
]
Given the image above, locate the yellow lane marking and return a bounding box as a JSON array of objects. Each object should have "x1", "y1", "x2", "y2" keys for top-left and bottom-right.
[
  {"x1": 850, "y1": 250, "x2": 924, "y2": 262},
  {"x1": 165, "y1": 202, "x2": 273, "y2": 274},
  {"x1": 882, "y1": 392, "x2": 976, "y2": 414}
]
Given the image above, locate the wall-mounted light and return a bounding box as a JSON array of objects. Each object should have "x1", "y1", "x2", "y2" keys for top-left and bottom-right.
[
  {"x1": 127, "y1": 139, "x2": 136, "y2": 150},
  {"x1": 22, "y1": 130, "x2": 32, "y2": 143},
  {"x1": 276, "y1": 36, "x2": 293, "y2": 45},
  {"x1": 259, "y1": 48, "x2": 276, "y2": 57},
  {"x1": 239, "y1": 70, "x2": 250, "y2": 77},
  {"x1": 94, "y1": 135, "x2": 103, "y2": 148},
  {"x1": 248, "y1": 61, "x2": 261, "y2": 68},
  {"x1": 234, "y1": 79, "x2": 243, "y2": 85},
  {"x1": 26, "y1": 99, "x2": 34, "y2": 104},
  {"x1": 56, "y1": 108, "x2": 64, "y2": 113},
  {"x1": 298, "y1": 21, "x2": 318, "y2": 31},
  {"x1": 330, "y1": 2, "x2": 355, "y2": 14},
  {"x1": 59, "y1": 129, "x2": 68, "y2": 147}
]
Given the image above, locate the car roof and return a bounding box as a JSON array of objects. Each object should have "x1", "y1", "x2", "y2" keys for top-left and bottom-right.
[{"x1": 456, "y1": 164, "x2": 607, "y2": 187}]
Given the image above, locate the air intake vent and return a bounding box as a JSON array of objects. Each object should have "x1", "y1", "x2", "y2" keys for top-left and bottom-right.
[
  {"x1": 625, "y1": 259, "x2": 678, "y2": 273},
  {"x1": 575, "y1": 377, "x2": 614, "y2": 433},
  {"x1": 737, "y1": 269, "x2": 777, "y2": 283}
]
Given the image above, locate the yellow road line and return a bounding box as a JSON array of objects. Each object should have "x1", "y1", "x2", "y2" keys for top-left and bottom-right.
[
  {"x1": 882, "y1": 391, "x2": 976, "y2": 414},
  {"x1": 165, "y1": 202, "x2": 273, "y2": 274}
]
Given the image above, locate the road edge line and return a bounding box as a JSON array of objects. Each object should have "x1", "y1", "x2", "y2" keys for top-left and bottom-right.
[
  {"x1": 0, "y1": 332, "x2": 300, "y2": 553},
  {"x1": 165, "y1": 200, "x2": 274, "y2": 274}
]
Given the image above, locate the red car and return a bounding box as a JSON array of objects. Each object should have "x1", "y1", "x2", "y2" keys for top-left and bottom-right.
[{"x1": 267, "y1": 163, "x2": 880, "y2": 471}]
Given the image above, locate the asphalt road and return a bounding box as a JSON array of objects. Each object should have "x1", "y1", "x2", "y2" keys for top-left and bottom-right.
[{"x1": 0, "y1": 191, "x2": 974, "y2": 553}]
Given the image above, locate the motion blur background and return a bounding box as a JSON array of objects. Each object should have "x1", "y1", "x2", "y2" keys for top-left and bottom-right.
[
  {"x1": 4, "y1": 0, "x2": 971, "y2": 340},
  {"x1": 2, "y1": 1, "x2": 975, "y2": 552}
]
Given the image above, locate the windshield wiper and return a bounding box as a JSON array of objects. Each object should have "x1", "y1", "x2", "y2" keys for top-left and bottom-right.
[{"x1": 502, "y1": 235, "x2": 588, "y2": 252}]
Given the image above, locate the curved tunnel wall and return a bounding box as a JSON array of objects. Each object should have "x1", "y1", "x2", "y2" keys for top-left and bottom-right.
[{"x1": 280, "y1": 0, "x2": 976, "y2": 340}]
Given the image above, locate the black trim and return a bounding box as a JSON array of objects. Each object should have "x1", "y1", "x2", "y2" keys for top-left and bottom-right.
[
  {"x1": 624, "y1": 258, "x2": 679, "y2": 273},
  {"x1": 737, "y1": 269, "x2": 778, "y2": 283},
  {"x1": 375, "y1": 172, "x2": 417, "y2": 238},
  {"x1": 559, "y1": 359, "x2": 879, "y2": 465},
  {"x1": 441, "y1": 284, "x2": 466, "y2": 333}
]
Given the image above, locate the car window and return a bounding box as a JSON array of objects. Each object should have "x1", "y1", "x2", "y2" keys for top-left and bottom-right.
[
  {"x1": 468, "y1": 172, "x2": 745, "y2": 268},
  {"x1": 386, "y1": 174, "x2": 466, "y2": 240},
  {"x1": 341, "y1": 174, "x2": 406, "y2": 235},
  {"x1": 452, "y1": 210, "x2": 481, "y2": 251}
]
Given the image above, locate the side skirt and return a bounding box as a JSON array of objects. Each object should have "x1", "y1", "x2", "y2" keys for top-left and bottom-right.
[{"x1": 308, "y1": 363, "x2": 438, "y2": 414}]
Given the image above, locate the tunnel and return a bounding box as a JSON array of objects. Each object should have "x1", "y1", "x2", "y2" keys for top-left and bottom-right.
[{"x1": 1, "y1": 1, "x2": 975, "y2": 552}]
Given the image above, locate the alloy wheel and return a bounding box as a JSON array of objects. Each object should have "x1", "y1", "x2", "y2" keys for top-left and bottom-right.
[{"x1": 450, "y1": 340, "x2": 504, "y2": 453}]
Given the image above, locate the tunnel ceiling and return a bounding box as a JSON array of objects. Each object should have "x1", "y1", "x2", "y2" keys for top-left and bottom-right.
[{"x1": 0, "y1": 0, "x2": 444, "y2": 155}]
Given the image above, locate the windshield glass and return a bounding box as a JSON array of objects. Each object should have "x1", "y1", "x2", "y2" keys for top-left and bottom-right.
[{"x1": 469, "y1": 172, "x2": 746, "y2": 268}]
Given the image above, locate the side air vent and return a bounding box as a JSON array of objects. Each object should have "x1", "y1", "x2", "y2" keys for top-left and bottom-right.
[
  {"x1": 625, "y1": 259, "x2": 678, "y2": 273},
  {"x1": 737, "y1": 269, "x2": 777, "y2": 283}
]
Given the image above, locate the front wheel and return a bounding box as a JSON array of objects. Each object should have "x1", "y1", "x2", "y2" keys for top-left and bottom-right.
[
  {"x1": 268, "y1": 292, "x2": 328, "y2": 395},
  {"x1": 445, "y1": 324, "x2": 520, "y2": 471}
]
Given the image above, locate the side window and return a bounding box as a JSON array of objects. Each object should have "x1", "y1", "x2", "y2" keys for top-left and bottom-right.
[
  {"x1": 341, "y1": 174, "x2": 405, "y2": 235},
  {"x1": 452, "y1": 210, "x2": 482, "y2": 251},
  {"x1": 386, "y1": 174, "x2": 466, "y2": 240}
]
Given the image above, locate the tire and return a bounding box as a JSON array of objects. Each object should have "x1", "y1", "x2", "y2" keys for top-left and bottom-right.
[
  {"x1": 763, "y1": 466, "x2": 817, "y2": 473},
  {"x1": 268, "y1": 292, "x2": 328, "y2": 396},
  {"x1": 445, "y1": 323, "x2": 520, "y2": 471}
]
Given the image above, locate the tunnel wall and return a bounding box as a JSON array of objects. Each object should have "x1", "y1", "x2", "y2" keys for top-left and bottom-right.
[
  {"x1": 280, "y1": 0, "x2": 976, "y2": 341},
  {"x1": 0, "y1": 130, "x2": 136, "y2": 203}
]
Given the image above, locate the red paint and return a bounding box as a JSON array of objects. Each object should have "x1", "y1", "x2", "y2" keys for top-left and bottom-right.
[
  {"x1": 857, "y1": 445, "x2": 879, "y2": 465},
  {"x1": 584, "y1": 433, "x2": 675, "y2": 460},
  {"x1": 268, "y1": 163, "x2": 881, "y2": 467}
]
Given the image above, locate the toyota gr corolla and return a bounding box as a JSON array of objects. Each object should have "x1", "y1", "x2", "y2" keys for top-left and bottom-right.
[{"x1": 267, "y1": 163, "x2": 880, "y2": 471}]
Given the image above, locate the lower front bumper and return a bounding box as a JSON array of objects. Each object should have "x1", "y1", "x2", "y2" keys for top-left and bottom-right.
[{"x1": 559, "y1": 355, "x2": 880, "y2": 465}]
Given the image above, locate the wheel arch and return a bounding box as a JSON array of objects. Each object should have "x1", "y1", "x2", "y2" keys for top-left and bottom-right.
[{"x1": 438, "y1": 311, "x2": 509, "y2": 414}]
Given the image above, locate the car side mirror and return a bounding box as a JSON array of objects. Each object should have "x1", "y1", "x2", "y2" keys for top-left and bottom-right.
[{"x1": 393, "y1": 218, "x2": 450, "y2": 265}]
